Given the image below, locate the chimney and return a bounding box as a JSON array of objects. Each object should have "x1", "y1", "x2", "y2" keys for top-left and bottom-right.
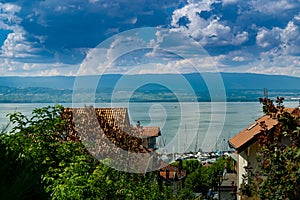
[
  {"x1": 178, "y1": 159, "x2": 182, "y2": 174},
  {"x1": 136, "y1": 121, "x2": 140, "y2": 128},
  {"x1": 166, "y1": 169, "x2": 169, "y2": 179}
]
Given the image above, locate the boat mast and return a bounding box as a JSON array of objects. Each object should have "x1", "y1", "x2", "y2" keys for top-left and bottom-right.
[{"x1": 194, "y1": 130, "x2": 198, "y2": 153}]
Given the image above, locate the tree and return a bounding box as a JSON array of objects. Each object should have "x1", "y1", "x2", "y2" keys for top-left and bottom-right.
[
  {"x1": 173, "y1": 157, "x2": 225, "y2": 197},
  {"x1": 0, "y1": 105, "x2": 66, "y2": 199},
  {"x1": 242, "y1": 97, "x2": 300, "y2": 199},
  {"x1": 0, "y1": 105, "x2": 175, "y2": 199},
  {"x1": 258, "y1": 108, "x2": 300, "y2": 199}
]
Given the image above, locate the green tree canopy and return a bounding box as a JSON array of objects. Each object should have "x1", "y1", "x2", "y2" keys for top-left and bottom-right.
[
  {"x1": 0, "y1": 105, "x2": 174, "y2": 199},
  {"x1": 241, "y1": 97, "x2": 300, "y2": 199}
]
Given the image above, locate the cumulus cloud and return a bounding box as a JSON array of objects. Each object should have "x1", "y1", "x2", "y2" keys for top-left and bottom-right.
[
  {"x1": 249, "y1": 0, "x2": 299, "y2": 15},
  {"x1": 168, "y1": 0, "x2": 300, "y2": 76},
  {"x1": 1, "y1": 32, "x2": 40, "y2": 58},
  {"x1": 222, "y1": 0, "x2": 238, "y2": 5},
  {"x1": 0, "y1": 57, "x2": 79, "y2": 76},
  {"x1": 256, "y1": 27, "x2": 281, "y2": 48},
  {"x1": 0, "y1": 0, "x2": 299, "y2": 76},
  {"x1": 170, "y1": 1, "x2": 249, "y2": 46},
  {"x1": 256, "y1": 17, "x2": 300, "y2": 56},
  {"x1": 0, "y1": 3, "x2": 22, "y2": 30},
  {"x1": 232, "y1": 56, "x2": 245, "y2": 62}
]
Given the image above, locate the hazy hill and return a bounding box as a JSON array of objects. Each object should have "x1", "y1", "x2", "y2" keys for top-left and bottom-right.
[
  {"x1": 0, "y1": 73, "x2": 299, "y2": 103},
  {"x1": 1, "y1": 73, "x2": 300, "y2": 90}
]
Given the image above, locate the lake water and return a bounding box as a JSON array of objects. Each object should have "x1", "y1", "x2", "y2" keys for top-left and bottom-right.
[{"x1": 0, "y1": 101, "x2": 298, "y2": 152}]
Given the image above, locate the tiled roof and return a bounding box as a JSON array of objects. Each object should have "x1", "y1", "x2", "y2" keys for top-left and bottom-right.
[
  {"x1": 94, "y1": 108, "x2": 130, "y2": 129},
  {"x1": 229, "y1": 107, "x2": 299, "y2": 152},
  {"x1": 61, "y1": 107, "x2": 161, "y2": 153},
  {"x1": 61, "y1": 107, "x2": 149, "y2": 154},
  {"x1": 229, "y1": 115, "x2": 278, "y2": 151},
  {"x1": 132, "y1": 127, "x2": 161, "y2": 138},
  {"x1": 159, "y1": 160, "x2": 186, "y2": 180},
  {"x1": 291, "y1": 107, "x2": 300, "y2": 116}
]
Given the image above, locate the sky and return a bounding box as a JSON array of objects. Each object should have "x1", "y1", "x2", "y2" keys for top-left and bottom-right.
[{"x1": 0, "y1": 0, "x2": 299, "y2": 77}]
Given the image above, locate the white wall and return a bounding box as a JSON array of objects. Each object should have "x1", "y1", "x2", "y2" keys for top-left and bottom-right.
[
  {"x1": 237, "y1": 152, "x2": 248, "y2": 200},
  {"x1": 236, "y1": 142, "x2": 260, "y2": 200}
]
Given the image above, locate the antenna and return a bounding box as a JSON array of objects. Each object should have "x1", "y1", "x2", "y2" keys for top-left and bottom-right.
[
  {"x1": 185, "y1": 124, "x2": 187, "y2": 153},
  {"x1": 194, "y1": 131, "x2": 198, "y2": 153},
  {"x1": 264, "y1": 88, "x2": 268, "y2": 99}
]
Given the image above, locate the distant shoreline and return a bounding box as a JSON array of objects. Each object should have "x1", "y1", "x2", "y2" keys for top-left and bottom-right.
[{"x1": 0, "y1": 100, "x2": 299, "y2": 104}]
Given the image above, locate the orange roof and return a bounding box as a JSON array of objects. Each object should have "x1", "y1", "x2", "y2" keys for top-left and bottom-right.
[
  {"x1": 229, "y1": 115, "x2": 278, "y2": 152},
  {"x1": 94, "y1": 108, "x2": 130, "y2": 129},
  {"x1": 132, "y1": 127, "x2": 161, "y2": 138},
  {"x1": 61, "y1": 107, "x2": 150, "y2": 153},
  {"x1": 159, "y1": 160, "x2": 186, "y2": 180},
  {"x1": 229, "y1": 107, "x2": 298, "y2": 152}
]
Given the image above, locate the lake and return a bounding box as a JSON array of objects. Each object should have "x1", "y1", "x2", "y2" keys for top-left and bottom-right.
[{"x1": 0, "y1": 101, "x2": 298, "y2": 152}]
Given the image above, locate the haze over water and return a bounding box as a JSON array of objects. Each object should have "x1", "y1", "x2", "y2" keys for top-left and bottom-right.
[{"x1": 1, "y1": 101, "x2": 298, "y2": 152}]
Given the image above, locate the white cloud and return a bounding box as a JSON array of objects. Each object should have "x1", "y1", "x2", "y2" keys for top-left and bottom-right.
[
  {"x1": 1, "y1": 32, "x2": 40, "y2": 58},
  {"x1": 249, "y1": 0, "x2": 298, "y2": 14},
  {"x1": 114, "y1": 55, "x2": 220, "y2": 75},
  {"x1": 294, "y1": 13, "x2": 300, "y2": 22},
  {"x1": 256, "y1": 27, "x2": 281, "y2": 48},
  {"x1": 247, "y1": 64, "x2": 300, "y2": 77},
  {"x1": 0, "y1": 3, "x2": 22, "y2": 29},
  {"x1": 281, "y1": 21, "x2": 298, "y2": 43},
  {"x1": 256, "y1": 18, "x2": 300, "y2": 55},
  {"x1": 232, "y1": 56, "x2": 245, "y2": 62},
  {"x1": 170, "y1": 1, "x2": 248, "y2": 46},
  {"x1": 168, "y1": 0, "x2": 300, "y2": 77},
  {"x1": 222, "y1": 0, "x2": 238, "y2": 5},
  {"x1": 89, "y1": 0, "x2": 100, "y2": 3},
  {"x1": 204, "y1": 18, "x2": 231, "y2": 40},
  {"x1": 0, "y1": 2, "x2": 44, "y2": 61},
  {"x1": 77, "y1": 26, "x2": 221, "y2": 76},
  {"x1": 0, "y1": 3, "x2": 21, "y2": 14},
  {"x1": 0, "y1": 0, "x2": 299, "y2": 77},
  {"x1": 0, "y1": 57, "x2": 79, "y2": 76},
  {"x1": 233, "y1": 31, "x2": 249, "y2": 45},
  {"x1": 39, "y1": 69, "x2": 60, "y2": 76},
  {"x1": 246, "y1": 48, "x2": 300, "y2": 77}
]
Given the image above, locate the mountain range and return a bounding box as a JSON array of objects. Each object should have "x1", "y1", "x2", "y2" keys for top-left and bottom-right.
[{"x1": 0, "y1": 73, "x2": 299, "y2": 103}]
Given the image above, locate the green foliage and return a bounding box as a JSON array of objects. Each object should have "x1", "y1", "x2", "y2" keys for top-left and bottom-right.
[
  {"x1": 0, "y1": 105, "x2": 64, "y2": 200},
  {"x1": 1, "y1": 104, "x2": 232, "y2": 199},
  {"x1": 0, "y1": 141, "x2": 45, "y2": 200},
  {"x1": 0, "y1": 105, "x2": 175, "y2": 199},
  {"x1": 172, "y1": 159, "x2": 201, "y2": 174},
  {"x1": 173, "y1": 157, "x2": 225, "y2": 197},
  {"x1": 225, "y1": 156, "x2": 234, "y2": 172},
  {"x1": 243, "y1": 97, "x2": 300, "y2": 200},
  {"x1": 173, "y1": 187, "x2": 195, "y2": 200}
]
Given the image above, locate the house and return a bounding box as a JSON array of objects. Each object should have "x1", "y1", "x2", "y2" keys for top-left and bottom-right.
[
  {"x1": 228, "y1": 107, "x2": 300, "y2": 200},
  {"x1": 132, "y1": 126, "x2": 161, "y2": 151},
  {"x1": 61, "y1": 107, "x2": 161, "y2": 152},
  {"x1": 62, "y1": 107, "x2": 184, "y2": 188},
  {"x1": 158, "y1": 159, "x2": 187, "y2": 194},
  {"x1": 60, "y1": 107, "x2": 162, "y2": 173}
]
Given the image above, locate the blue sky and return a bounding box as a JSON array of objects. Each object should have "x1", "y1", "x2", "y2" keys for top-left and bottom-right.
[{"x1": 0, "y1": 0, "x2": 299, "y2": 76}]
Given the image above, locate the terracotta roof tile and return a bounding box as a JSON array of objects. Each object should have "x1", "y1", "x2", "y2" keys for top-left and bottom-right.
[
  {"x1": 61, "y1": 107, "x2": 149, "y2": 153},
  {"x1": 61, "y1": 107, "x2": 161, "y2": 155},
  {"x1": 229, "y1": 115, "x2": 277, "y2": 151},
  {"x1": 159, "y1": 160, "x2": 186, "y2": 180},
  {"x1": 229, "y1": 107, "x2": 297, "y2": 152},
  {"x1": 94, "y1": 108, "x2": 130, "y2": 129},
  {"x1": 132, "y1": 127, "x2": 161, "y2": 137}
]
